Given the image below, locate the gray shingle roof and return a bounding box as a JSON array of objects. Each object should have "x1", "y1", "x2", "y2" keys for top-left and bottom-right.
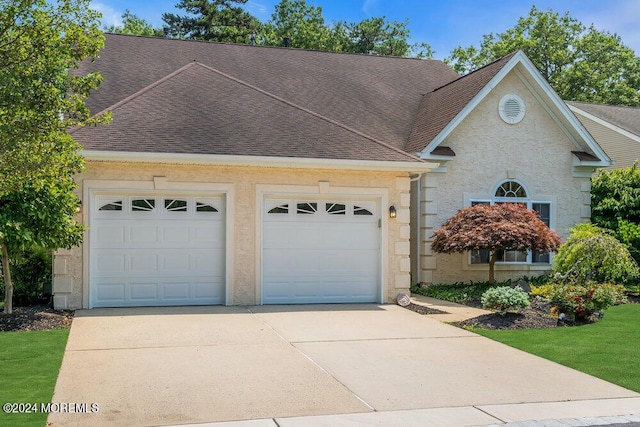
[
  {"x1": 406, "y1": 53, "x2": 517, "y2": 154},
  {"x1": 567, "y1": 101, "x2": 640, "y2": 137},
  {"x1": 74, "y1": 34, "x2": 460, "y2": 162},
  {"x1": 71, "y1": 61, "x2": 421, "y2": 162}
]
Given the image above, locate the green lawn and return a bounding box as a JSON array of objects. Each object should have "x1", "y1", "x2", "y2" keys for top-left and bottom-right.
[
  {"x1": 0, "y1": 328, "x2": 69, "y2": 427},
  {"x1": 473, "y1": 304, "x2": 640, "y2": 392}
]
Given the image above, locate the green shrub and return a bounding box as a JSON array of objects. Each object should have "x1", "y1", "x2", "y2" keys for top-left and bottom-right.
[
  {"x1": 530, "y1": 283, "x2": 555, "y2": 299},
  {"x1": 549, "y1": 282, "x2": 627, "y2": 319},
  {"x1": 616, "y1": 219, "x2": 640, "y2": 265},
  {"x1": 0, "y1": 246, "x2": 52, "y2": 306},
  {"x1": 481, "y1": 286, "x2": 530, "y2": 316},
  {"x1": 553, "y1": 223, "x2": 640, "y2": 285},
  {"x1": 412, "y1": 280, "x2": 500, "y2": 305}
]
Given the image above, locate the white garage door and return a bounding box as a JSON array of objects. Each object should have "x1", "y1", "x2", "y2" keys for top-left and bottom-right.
[
  {"x1": 90, "y1": 194, "x2": 225, "y2": 308},
  {"x1": 263, "y1": 198, "x2": 380, "y2": 304}
]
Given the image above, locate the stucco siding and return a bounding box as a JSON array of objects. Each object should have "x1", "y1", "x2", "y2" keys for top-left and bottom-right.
[
  {"x1": 419, "y1": 72, "x2": 591, "y2": 284},
  {"x1": 53, "y1": 161, "x2": 411, "y2": 308}
]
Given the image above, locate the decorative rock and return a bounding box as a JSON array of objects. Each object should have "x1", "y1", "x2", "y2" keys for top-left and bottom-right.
[
  {"x1": 514, "y1": 279, "x2": 531, "y2": 293},
  {"x1": 397, "y1": 293, "x2": 411, "y2": 307}
]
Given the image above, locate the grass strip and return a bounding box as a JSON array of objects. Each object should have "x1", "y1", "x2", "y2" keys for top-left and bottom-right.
[
  {"x1": 0, "y1": 328, "x2": 69, "y2": 426},
  {"x1": 473, "y1": 304, "x2": 640, "y2": 392}
]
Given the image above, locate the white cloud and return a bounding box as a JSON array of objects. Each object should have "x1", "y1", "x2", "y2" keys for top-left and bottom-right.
[
  {"x1": 90, "y1": 2, "x2": 123, "y2": 29},
  {"x1": 362, "y1": 0, "x2": 380, "y2": 16},
  {"x1": 245, "y1": 0, "x2": 272, "y2": 21}
]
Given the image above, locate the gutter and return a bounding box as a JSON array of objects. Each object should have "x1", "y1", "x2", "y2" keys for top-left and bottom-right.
[{"x1": 81, "y1": 150, "x2": 441, "y2": 173}]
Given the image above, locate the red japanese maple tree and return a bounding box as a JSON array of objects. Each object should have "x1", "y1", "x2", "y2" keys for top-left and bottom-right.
[{"x1": 431, "y1": 203, "x2": 562, "y2": 283}]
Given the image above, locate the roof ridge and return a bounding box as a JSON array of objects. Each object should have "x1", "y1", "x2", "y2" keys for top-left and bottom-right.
[
  {"x1": 104, "y1": 32, "x2": 442, "y2": 63},
  {"x1": 69, "y1": 62, "x2": 200, "y2": 134},
  {"x1": 569, "y1": 100, "x2": 640, "y2": 110},
  {"x1": 430, "y1": 50, "x2": 518, "y2": 94},
  {"x1": 192, "y1": 61, "x2": 426, "y2": 163}
]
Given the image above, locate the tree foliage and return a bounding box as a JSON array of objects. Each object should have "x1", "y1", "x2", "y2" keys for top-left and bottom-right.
[
  {"x1": 446, "y1": 6, "x2": 640, "y2": 106},
  {"x1": 337, "y1": 16, "x2": 432, "y2": 58},
  {"x1": 0, "y1": 0, "x2": 105, "y2": 313},
  {"x1": 164, "y1": 0, "x2": 433, "y2": 58},
  {"x1": 591, "y1": 163, "x2": 640, "y2": 229},
  {"x1": 162, "y1": 0, "x2": 261, "y2": 43},
  {"x1": 553, "y1": 223, "x2": 639, "y2": 285},
  {"x1": 0, "y1": 0, "x2": 107, "y2": 195},
  {"x1": 104, "y1": 9, "x2": 163, "y2": 37},
  {"x1": 591, "y1": 163, "x2": 640, "y2": 263},
  {"x1": 261, "y1": 0, "x2": 331, "y2": 49},
  {"x1": 431, "y1": 204, "x2": 561, "y2": 283}
]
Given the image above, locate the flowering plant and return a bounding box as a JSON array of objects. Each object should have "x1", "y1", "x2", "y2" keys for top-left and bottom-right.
[{"x1": 549, "y1": 282, "x2": 626, "y2": 319}]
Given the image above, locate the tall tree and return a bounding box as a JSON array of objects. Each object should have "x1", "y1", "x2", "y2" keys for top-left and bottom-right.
[
  {"x1": 431, "y1": 204, "x2": 561, "y2": 283},
  {"x1": 162, "y1": 0, "x2": 261, "y2": 43},
  {"x1": 0, "y1": 0, "x2": 107, "y2": 313},
  {"x1": 262, "y1": 0, "x2": 332, "y2": 49},
  {"x1": 340, "y1": 17, "x2": 432, "y2": 58},
  {"x1": 446, "y1": 6, "x2": 640, "y2": 106},
  {"x1": 104, "y1": 9, "x2": 163, "y2": 37}
]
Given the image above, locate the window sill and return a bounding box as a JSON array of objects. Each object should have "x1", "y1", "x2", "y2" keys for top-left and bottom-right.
[{"x1": 463, "y1": 263, "x2": 552, "y2": 272}]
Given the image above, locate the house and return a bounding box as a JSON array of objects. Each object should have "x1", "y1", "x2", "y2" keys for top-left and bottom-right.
[
  {"x1": 52, "y1": 33, "x2": 611, "y2": 309},
  {"x1": 567, "y1": 101, "x2": 640, "y2": 170}
]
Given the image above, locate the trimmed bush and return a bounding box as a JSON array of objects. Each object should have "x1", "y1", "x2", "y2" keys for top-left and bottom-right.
[{"x1": 481, "y1": 286, "x2": 530, "y2": 316}]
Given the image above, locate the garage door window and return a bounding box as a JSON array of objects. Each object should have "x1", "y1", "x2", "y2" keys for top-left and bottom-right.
[
  {"x1": 99, "y1": 200, "x2": 123, "y2": 211},
  {"x1": 196, "y1": 201, "x2": 219, "y2": 212},
  {"x1": 296, "y1": 202, "x2": 317, "y2": 214},
  {"x1": 354, "y1": 205, "x2": 373, "y2": 216},
  {"x1": 164, "y1": 199, "x2": 188, "y2": 212},
  {"x1": 132, "y1": 198, "x2": 155, "y2": 212},
  {"x1": 326, "y1": 203, "x2": 346, "y2": 215},
  {"x1": 266, "y1": 200, "x2": 376, "y2": 218}
]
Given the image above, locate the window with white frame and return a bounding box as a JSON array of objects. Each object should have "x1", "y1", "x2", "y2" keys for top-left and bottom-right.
[{"x1": 470, "y1": 180, "x2": 552, "y2": 265}]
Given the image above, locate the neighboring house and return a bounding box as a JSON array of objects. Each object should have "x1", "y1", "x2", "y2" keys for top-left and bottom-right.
[
  {"x1": 53, "y1": 34, "x2": 611, "y2": 309},
  {"x1": 567, "y1": 101, "x2": 640, "y2": 170}
]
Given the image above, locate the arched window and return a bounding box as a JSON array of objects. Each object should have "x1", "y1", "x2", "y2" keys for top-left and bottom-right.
[
  {"x1": 470, "y1": 180, "x2": 551, "y2": 265},
  {"x1": 495, "y1": 181, "x2": 527, "y2": 198}
]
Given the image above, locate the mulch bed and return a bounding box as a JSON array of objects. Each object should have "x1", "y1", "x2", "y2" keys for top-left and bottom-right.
[
  {"x1": 405, "y1": 296, "x2": 626, "y2": 330},
  {"x1": 403, "y1": 302, "x2": 447, "y2": 315},
  {"x1": 0, "y1": 305, "x2": 74, "y2": 332}
]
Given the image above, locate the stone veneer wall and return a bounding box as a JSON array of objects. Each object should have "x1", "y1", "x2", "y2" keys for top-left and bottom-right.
[{"x1": 53, "y1": 163, "x2": 412, "y2": 309}]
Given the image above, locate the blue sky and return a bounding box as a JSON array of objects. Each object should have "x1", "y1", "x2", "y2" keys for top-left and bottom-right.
[{"x1": 91, "y1": 0, "x2": 640, "y2": 59}]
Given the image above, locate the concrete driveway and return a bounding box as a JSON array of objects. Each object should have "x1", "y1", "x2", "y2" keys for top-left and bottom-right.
[{"x1": 48, "y1": 304, "x2": 639, "y2": 427}]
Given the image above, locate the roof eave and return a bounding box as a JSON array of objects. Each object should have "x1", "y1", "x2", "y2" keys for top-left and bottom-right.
[
  {"x1": 417, "y1": 51, "x2": 613, "y2": 165},
  {"x1": 81, "y1": 150, "x2": 440, "y2": 173},
  {"x1": 568, "y1": 104, "x2": 640, "y2": 145}
]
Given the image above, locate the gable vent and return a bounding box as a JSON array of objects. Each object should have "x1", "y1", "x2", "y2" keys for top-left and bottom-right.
[{"x1": 499, "y1": 94, "x2": 525, "y2": 124}]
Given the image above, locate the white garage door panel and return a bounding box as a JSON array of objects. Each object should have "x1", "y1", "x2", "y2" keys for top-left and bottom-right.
[
  {"x1": 263, "y1": 199, "x2": 380, "y2": 304},
  {"x1": 90, "y1": 195, "x2": 226, "y2": 308},
  {"x1": 93, "y1": 249, "x2": 224, "y2": 276}
]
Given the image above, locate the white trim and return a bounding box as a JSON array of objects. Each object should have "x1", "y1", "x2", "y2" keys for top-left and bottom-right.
[
  {"x1": 255, "y1": 183, "x2": 388, "y2": 305},
  {"x1": 82, "y1": 150, "x2": 440, "y2": 173},
  {"x1": 569, "y1": 105, "x2": 640, "y2": 145},
  {"x1": 418, "y1": 51, "x2": 612, "y2": 167},
  {"x1": 82, "y1": 179, "x2": 235, "y2": 308}
]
